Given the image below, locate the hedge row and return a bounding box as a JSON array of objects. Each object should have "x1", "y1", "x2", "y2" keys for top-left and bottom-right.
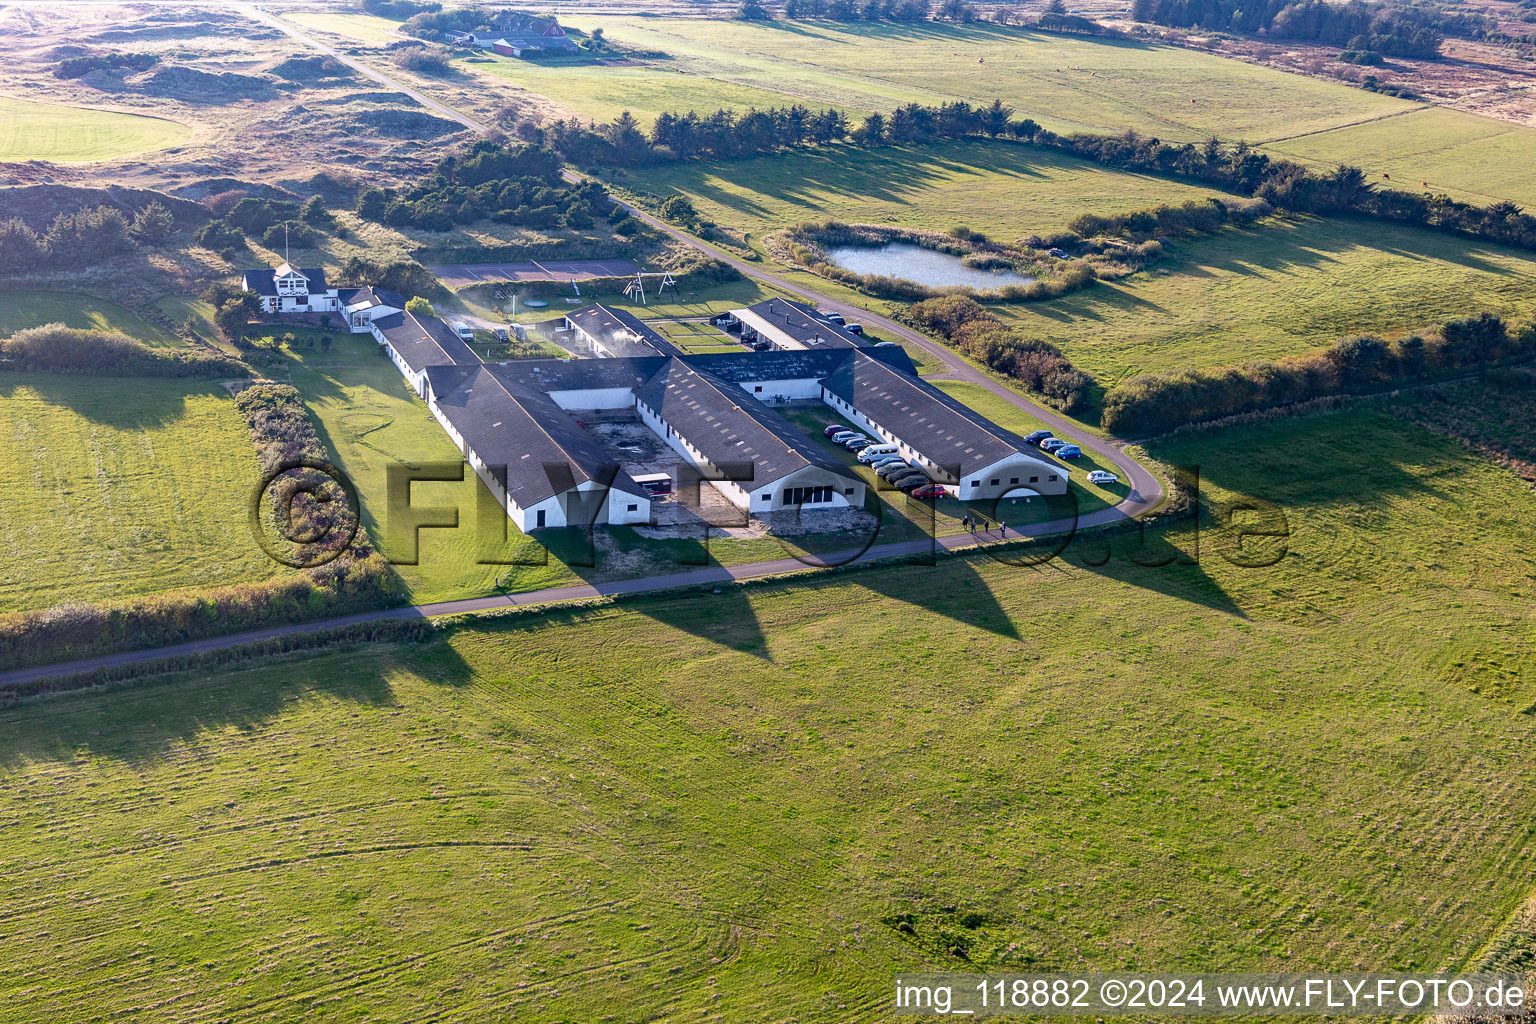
[
  {"x1": 0, "y1": 324, "x2": 246, "y2": 378},
  {"x1": 1101, "y1": 313, "x2": 1536, "y2": 436},
  {"x1": 0, "y1": 383, "x2": 406, "y2": 673},
  {"x1": 901, "y1": 294, "x2": 1095, "y2": 413}
]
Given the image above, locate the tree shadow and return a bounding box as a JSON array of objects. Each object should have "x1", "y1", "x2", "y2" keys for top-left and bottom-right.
[
  {"x1": 0, "y1": 636, "x2": 474, "y2": 768},
  {"x1": 0, "y1": 374, "x2": 196, "y2": 430}
]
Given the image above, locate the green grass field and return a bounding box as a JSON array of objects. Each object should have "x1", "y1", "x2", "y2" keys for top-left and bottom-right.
[
  {"x1": 0, "y1": 95, "x2": 189, "y2": 163},
  {"x1": 622, "y1": 139, "x2": 1227, "y2": 239},
  {"x1": 0, "y1": 375, "x2": 288, "y2": 613},
  {"x1": 523, "y1": 18, "x2": 1536, "y2": 209},
  {"x1": 1264, "y1": 106, "x2": 1536, "y2": 210},
  {"x1": 991, "y1": 214, "x2": 1536, "y2": 386},
  {"x1": 3, "y1": 408, "x2": 1533, "y2": 1020},
  {"x1": 284, "y1": 10, "x2": 406, "y2": 44},
  {"x1": 284, "y1": 333, "x2": 577, "y2": 605},
  {"x1": 0, "y1": 291, "x2": 178, "y2": 345}
]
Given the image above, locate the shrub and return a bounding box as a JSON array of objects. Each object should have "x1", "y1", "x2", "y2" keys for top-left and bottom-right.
[
  {"x1": 41, "y1": 206, "x2": 132, "y2": 267},
  {"x1": 130, "y1": 201, "x2": 176, "y2": 243},
  {"x1": 1100, "y1": 313, "x2": 1533, "y2": 435},
  {"x1": 0, "y1": 324, "x2": 245, "y2": 377},
  {"x1": 195, "y1": 219, "x2": 246, "y2": 253},
  {"x1": 0, "y1": 218, "x2": 43, "y2": 274},
  {"x1": 393, "y1": 46, "x2": 452, "y2": 75},
  {"x1": 903, "y1": 295, "x2": 1095, "y2": 412},
  {"x1": 405, "y1": 295, "x2": 436, "y2": 315}
]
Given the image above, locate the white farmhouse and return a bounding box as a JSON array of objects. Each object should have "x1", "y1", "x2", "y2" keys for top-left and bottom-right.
[{"x1": 241, "y1": 263, "x2": 340, "y2": 314}]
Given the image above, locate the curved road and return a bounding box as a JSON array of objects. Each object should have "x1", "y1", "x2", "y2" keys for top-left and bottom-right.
[
  {"x1": 245, "y1": 3, "x2": 1163, "y2": 520},
  {"x1": 0, "y1": 8, "x2": 1167, "y2": 687}
]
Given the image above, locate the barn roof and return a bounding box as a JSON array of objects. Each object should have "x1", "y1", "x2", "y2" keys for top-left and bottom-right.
[
  {"x1": 426, "y1": 363, "x2": 646, "y2": 508},
  {"x1": 822, "y1": 353, "x2": 1054, "y2": 475},
  {"x1": 373, "y1": 311, "x2": 479, "y2": 374},
  {"x1": 636, "y1": 359, "x2": 854, "y2": 490}
]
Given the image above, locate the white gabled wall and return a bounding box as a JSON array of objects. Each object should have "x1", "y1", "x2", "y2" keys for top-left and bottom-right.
[
  {"x1": 733, "y1": 377, "x2": 823, "y2": 401},
  {"x1": 959, "y1": 453, "x2": 1068, "y2": 500}
]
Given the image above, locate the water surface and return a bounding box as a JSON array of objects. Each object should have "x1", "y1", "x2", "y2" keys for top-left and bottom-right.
[{"x1": 825, "y1": 242, "x2": 1034, "y2": 290}]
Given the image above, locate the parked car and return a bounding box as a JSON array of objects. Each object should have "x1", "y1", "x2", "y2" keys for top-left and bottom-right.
[
  {"x1": 845, "y1": 438, "x2": 875, "y2": 451},
  {"x1": 1039, "y1": 437, "x2": 1070, "y2": 452},
  {"x1": 845, "y1": 323, "x2": 864, "y2": 335},
  {"x1": 823, "y1": 425, "x2": 846, "y2": 438},
  {"x1": 859, "y1": 448, "x2": 895, "y2": 464},
  {"x1": 868, "y1": 454, "x2": 907, "y2": 469},
  {"x1": 877, "y1": 462, "x2": 915, "y2": 480},
  {"x1": 895, "y1": 474, "x2": 931, "y2": 491},
  {"x1": 1056, "y1": 445, "x2": 1083, "y2": 459},
  {"x1": 493, "y1": 327, "x2": 510, "y2": 343},
  {"x1": 831, "y1": 431, "x2": 861, "y2": 442},
  {"x1": 1087, "y1": 470, "x2": 1119, "y2": 485},
  {"x1": 1024, "y1": 429, "x2": 1054, "y2": 446},
  {"x1": 1047, "y1": 247, "x2": 1069, "y2": 259},
  {"x1": 910, "y1": 484, "x2": 947, "y2": 500},
  {"x1": 823, "y1": 311, "x2": 845, "y2": 325}
]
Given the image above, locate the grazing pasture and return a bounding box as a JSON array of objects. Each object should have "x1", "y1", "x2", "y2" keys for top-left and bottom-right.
[
  {"x1": 0, "y1": 375, "x2": 286, "y2": 613},
  {"x1": 284, "y1": 11, "x2": 406, "y2": 45},
  {"x1": 622, "y1": 139, "x2": 1228, "y2": 239},
  {"x1": 992, "y1": 215, "x2": 1536, "y2": 386},
  {"x1": 534, "y1": 17, "x2": 1536, "y2": 209},
  {"x1": 0, "y1": 95, "x2": 189, "y2": 163},
  {"x1": 0, "y1": 292, "x2": 178, "y2": 345},
  {"x1": 2, "y1": 409, "x2": 1533, "y2": 1021}
]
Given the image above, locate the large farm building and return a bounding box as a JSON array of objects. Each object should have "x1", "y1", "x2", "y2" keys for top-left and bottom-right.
[{"x1": 355, "y1": 290, "x2": 1068, "y2": 532}]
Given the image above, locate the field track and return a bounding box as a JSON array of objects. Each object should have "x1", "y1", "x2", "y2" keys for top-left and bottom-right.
[{"x1": 0, "y1": 494, "x2": 1152, "y2": 688}]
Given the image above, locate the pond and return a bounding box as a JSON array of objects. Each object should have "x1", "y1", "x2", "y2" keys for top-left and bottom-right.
[{"x1": 825, "y1": 242, "x2": 1035, "y2": 290}]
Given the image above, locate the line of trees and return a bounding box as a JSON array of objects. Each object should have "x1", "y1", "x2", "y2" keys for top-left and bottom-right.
[
  {"x1": 0, "y1": 203, "x2": 176, "y2": 274},
  {"x1": 1040, "y1": 131, "x2": 1536, "y2": 250},
  {"x1": 552, "y1": 99, "x2": 1536, "y2": 252},
  {"x1": 1131, "y1": 0, "x2": 1464, "y2": 58},
  {"x1": 1101, "y1": 313, "x2": 1536, "y2": 435},
  {"x1": 545, "y1": 99, "x2": 1021, "y2": 168},
  {"x1": 902, "y1": 294, "x2": 1095, "y2": 413},
  {"x1": 0, "y1": 324, "x2": 245, "y2": 378}
]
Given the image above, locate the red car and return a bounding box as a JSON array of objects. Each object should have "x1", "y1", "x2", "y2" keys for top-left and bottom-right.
[
  {"x1": 823, "y1": 425, "x2": 846, "y2": 438},
  {"x1": 910, "y1": 484, "x2": 947, "y2": 500}
]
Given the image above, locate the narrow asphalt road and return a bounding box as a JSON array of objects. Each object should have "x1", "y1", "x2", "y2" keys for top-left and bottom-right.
[
  {"x1": 0, "y1": 10, "x2": 1168, "y2": 688},
  {"x1": 0, "y1": 508, "x2": 1137, "y2": 690},
  {"x1": 244, "y1": 4, "x2": 1162, "y2": 522}
]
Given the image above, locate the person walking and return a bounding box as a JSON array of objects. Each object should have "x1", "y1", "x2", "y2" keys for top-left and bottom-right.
[{"x1": 1000, "y1": 521, "x2": 1008, "y2": 537}]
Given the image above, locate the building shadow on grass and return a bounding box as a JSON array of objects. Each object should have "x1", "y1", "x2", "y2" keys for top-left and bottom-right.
[
  {"x1": 850, "y1": 553, "x2": 1022, "y2": 640},
  {"x1": 615, "y1": 584, "x2": 773, "y2": 661}
]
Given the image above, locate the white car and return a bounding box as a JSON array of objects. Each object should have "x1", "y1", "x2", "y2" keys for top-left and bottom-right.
[{"x1": 1087, "y1": 470, "x2": 1120, "y2": 485}]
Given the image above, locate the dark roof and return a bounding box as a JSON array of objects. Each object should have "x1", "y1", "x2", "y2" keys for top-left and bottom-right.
[
  {"x1": 636, "y1": 359, "x2": 855, "y2": 490},
  {"x1": 374, "y1": 311, "x2": 480, "y2": 374},
  {"x1": 737, "y1": 298, "x2": 867, "y2": 349},
  {"x1": 426, "y1": 364, "x2": 646, "y2": 508},
  {"x1": 493, "y1": 10, "x2": 561, "y2": 33},
  {"x1": 822, "y1": 354, "x2": 1054, "y2": 475},
  {"x1": 687, "y1": 345, "x2": 915, "y2": 383},
  {"x1": 241, "y1": 266, "x2": 328, "y2": 298},
  {"x1": 338, "y1": 285, "x2": 405, "y2": 311},
  {"x1": 489, "y1": 356, "x2": 668, "y2": 394},
  {"x1": 564, "y1": 304, "x2": 685, "y2": 358}
]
